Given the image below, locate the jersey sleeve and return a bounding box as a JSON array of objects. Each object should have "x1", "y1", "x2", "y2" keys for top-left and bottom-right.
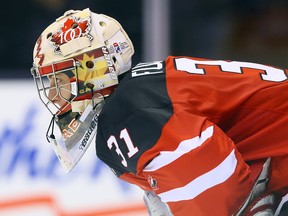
[{"x1": 140, "y1": 113, "x2": 253, "y2": 215}]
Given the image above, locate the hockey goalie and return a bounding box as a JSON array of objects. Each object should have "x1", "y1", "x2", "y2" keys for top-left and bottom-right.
[{"x1": 30, "y1": 8, "x2": 288, "y2": 215}]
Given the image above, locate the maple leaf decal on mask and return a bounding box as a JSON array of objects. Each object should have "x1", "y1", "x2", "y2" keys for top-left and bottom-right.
[{"x1": 48, "y1": 16, "x2": 93, "y2": 54}]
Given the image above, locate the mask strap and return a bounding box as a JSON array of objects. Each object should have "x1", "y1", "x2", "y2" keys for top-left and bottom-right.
[
  {"x1": 46, "y1": 114, "x2": 56, "y2": 142},
  {"x1": 86, "y1": 83, "x2": 95, "y2": 108}
]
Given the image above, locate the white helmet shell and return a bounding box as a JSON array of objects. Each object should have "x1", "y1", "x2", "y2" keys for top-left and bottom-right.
[
  {"x1": 33, "y1": 8, "x2": 134, "y2": 76},
  {"x1": 31, "y1": 8, "x2": 134, "y2": 172}
]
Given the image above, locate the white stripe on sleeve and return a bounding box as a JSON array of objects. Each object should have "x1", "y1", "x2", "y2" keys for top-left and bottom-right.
[
  {"x1": 144, "y1": 126, "x2": 214, "y2": 172},
  {"x1": 158, "y1": 149, "x2": 237, "y2": 202}
]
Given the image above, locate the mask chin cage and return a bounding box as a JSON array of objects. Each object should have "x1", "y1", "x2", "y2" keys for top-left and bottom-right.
[
  {"x1": 32, "y1": 58, "x2": 106, "y2": 172},
  {"x1": 47, "y1": 96, "x2": 105, "y2": 172},
  {"x1": 31, "y1": 58, "x2": 79, "y2": 115}
]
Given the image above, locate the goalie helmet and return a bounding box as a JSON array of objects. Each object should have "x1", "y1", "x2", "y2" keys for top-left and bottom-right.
[{"x1": 31, "y1": 8, "x2": 134, "y2": 172}]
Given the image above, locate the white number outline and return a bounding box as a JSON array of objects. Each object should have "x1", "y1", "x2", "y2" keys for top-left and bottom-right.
[
  {"x1": 175, "y1": 58, "x2": 287, "y2": 82},
  {"x1": 107, "y1": 128, "x2": 139, "y2": 167}
]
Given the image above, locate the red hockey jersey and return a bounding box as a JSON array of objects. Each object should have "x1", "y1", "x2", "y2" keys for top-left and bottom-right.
[{"x1": 96, "y1": 56, "x2": 288, "y2": 215}]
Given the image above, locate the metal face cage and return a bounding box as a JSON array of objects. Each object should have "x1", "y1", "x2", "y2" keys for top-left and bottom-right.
[{"x1": 31, "y1": 58, "x2": 79, "y2": 115}]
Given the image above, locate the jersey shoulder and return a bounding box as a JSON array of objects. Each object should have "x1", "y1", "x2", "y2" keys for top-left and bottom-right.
[{"x1": 95, "y1": 60, "x2": 174, "y2": 176}]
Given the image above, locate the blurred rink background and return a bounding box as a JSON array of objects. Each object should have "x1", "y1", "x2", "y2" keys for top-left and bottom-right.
[{"x1": 0, "y1": 0, "x2": 288, "y2": 215}]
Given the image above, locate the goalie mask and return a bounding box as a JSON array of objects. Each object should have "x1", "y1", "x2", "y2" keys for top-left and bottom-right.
[{"x1": 31, "y1": 8, "x2": 134, "y2": 172}]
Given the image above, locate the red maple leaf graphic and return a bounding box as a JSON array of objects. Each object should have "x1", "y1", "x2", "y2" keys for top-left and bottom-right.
[{"x1": 50, "y1": 17, "x2": 90, "y2": 48}]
